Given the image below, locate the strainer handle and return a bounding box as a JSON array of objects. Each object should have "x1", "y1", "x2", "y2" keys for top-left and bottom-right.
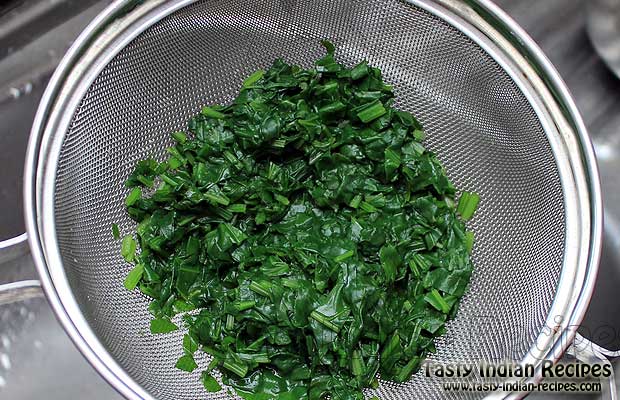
[
  {"x1": 0, "y1": 233, "x2": 43, "y2": 305},
  {"x1": 567, "y1": 332, "x2": 620, "y2": 399}
]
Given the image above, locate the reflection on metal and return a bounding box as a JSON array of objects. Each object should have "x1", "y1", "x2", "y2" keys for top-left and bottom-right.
[
  {"x1": 587, "y1": 0, "x2": 620, "y2": 79},
  {"x1": 0, "y1": 234, "x2": 28, "y2": 265},
  {"x1": 0, "y1": 280, "x2": 42, "y2": 306},
  {"x1": 567, "y1": 333, "x2": 620, "y2": 400}
]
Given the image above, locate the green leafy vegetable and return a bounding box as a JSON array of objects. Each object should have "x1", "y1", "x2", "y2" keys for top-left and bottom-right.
[
  {"x1": 183, "y1": 334, "x2": 199, "y2": 354},
  {"x1": 356, "y1": 100, "x2": 387, "y2": 123},
  {"x1": 465, "y1": 230, "x2": 475, "y2": 254},
  {"x1": 119, "y1": 41, "x2": 478, "y2": 399},
  {"x1": 172, "y1": 131, "x2": 187, "y2": 144},
  {"x1": 120, "y1": 235, "x2": 136, "y2": 262},
  {"x1": 150, "y1": 318, "x2": 178, "y2": 334},
  {"x1": 123, "y1": 263, "x2": 144, "y2": 290},
  {"x1": 424, "y1": 289, "x2": 451, "y2": 314},
  {"x1": 243, "y1": 69, "x2": 265, "y2": 88},
  {"x1": 202, "y1": 372, "x2": 222, "y2": 392},
  {"x1": 457, "y1": 191, "x2": 480, "y2": 221},
  {"x1": 176, "y1": 354, "x2": 198, "y2": 372},
  {"x1": 112, "y1": 223, "x2": 120, "y2": 240},
  {"x1": 125, "y1": 187, "x2": 142, "y2": 207}
]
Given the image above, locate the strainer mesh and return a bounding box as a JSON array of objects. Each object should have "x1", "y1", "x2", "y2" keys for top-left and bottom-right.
[{"x1": 53, "y1": 0, "x2": 564, "y2": 399}]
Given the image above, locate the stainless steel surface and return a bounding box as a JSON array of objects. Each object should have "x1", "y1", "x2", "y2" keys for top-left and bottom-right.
[
  {"x1": 499, "y1": 0, "x2": 620, "y2": 353},
  {"x1": 0, "y1": 0, "x2": 618, "y2": 399},
  {"x1": 569, "y1": 333, "x2": 620, "y2": 400},
  {"x1": 587, "y1": 0, "x2": 620, "y2": 79},
  {"x1": 0, "y1": 0, "x2": 104, "y2": 60},
  {"x1": 0, "y1": 281, "x2": 42, "y2": 306},
  {"x1": 0, "y1": 295, "x2": 120, "y2": 399},
  {"x1": 0, "y1": 1, "x2": 122, "y2": 399},
  {"x1": 0, "y1": 0, "x2": 112, "y2": 241}
]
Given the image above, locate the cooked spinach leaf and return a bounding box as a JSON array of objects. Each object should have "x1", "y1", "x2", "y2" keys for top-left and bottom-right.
[{"x1": 120, "y1": 41, "x2": 478, "y2": 399}]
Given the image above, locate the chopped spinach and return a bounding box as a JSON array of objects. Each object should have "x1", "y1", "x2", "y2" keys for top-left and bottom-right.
[
  {"x1": 112, "y1": 223, "x2": 120, "y2": 240},
  {"x1": 119, "y1": 41, "x2": 478, "y2": 399}
]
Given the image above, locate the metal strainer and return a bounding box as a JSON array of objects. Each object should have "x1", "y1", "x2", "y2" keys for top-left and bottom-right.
[{"x1": 0, "y1": 0, "x2": 616, "y2": 399}]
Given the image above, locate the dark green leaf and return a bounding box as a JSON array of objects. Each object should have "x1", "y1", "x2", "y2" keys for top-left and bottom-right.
[
  {"x1": 202, "y1": 372, "x2": 222, "y2": 392},
  {"x1": 424, "y1": 289, "x2": 451, "y2": 314},
  {"x1": 183, "y1": 334, "x2": 199, "y2": 354},
  {"x1": 379, "y1": 245, "x2": 401, "y2": 283},
  {"x1": 112, "y1": 223, "x2": 120, "y2": 240},
  {"x1": 150, "y1": 318, "x2": 179, "y2": 334},
  {"x1": 176, "y1": 354, "x2": 198, "y2": 372}
]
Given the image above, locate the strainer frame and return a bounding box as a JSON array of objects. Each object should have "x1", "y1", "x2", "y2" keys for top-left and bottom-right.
[{"x1": 23, "y1": 1, "x2": 602, "y2": 399}]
